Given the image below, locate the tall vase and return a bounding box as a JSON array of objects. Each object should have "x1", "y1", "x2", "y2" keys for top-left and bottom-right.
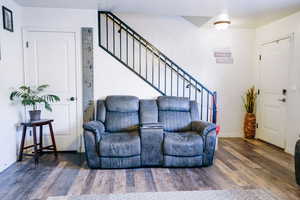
[{"x1": 244, "y1": 113, "x2": 256, "y2": 139}]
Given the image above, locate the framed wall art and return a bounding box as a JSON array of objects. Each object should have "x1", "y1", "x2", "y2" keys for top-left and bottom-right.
[{"x1": 2, "y1": 6, "x2": 13, "y2": 32}]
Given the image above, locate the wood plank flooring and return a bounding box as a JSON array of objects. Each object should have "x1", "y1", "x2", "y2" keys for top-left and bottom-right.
[{"x1": 0, "y1": 138, "x2": 299, "y2": 200}]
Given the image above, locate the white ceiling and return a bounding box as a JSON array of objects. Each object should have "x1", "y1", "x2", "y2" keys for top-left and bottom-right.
[{"x1": 14, "y1": 0, "x2": 300, "y2": 28}]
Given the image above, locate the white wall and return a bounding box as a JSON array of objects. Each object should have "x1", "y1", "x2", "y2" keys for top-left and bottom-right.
[
  {"x1": 0, "y1": 0, "x2": 23, "y2": 172},
  {"x1": 22, "y1": 8, "x2": 255, "y2": 139},
  {"x1": 255, "y1": 11, "x2": 300, "y2": 154},
  {"x1": 94, "y1": 49, "x2": 160, "y2": 99}
]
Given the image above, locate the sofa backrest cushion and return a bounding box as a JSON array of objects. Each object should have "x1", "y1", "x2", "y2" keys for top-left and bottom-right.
[
  {"x1": 158, "y1": 96, "x2": 190, "y2": 111},
  {"x1": 105, "y1": 96, "x2": 140, "y2": 132},
  {"x1": 157, "y1": 96, "x2": 199, "y2": 132},
  {"x1": 159, "y1": 111, "x2": 192, "y2": 132},
  {"x1": 106, "y1": 96, "x2": 139, "y2": 112},
  {"x1": 105, "y1": 112, "x2": 139, "y2": 132}
]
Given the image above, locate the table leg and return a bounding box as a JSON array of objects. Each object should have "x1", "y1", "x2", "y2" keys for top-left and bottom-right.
[
  {"x1": 49, "y1": 122, "x2": 58, "y2": 158},
  {"x1": 18, "y1": 126, "x2": 27, "y2": 161},
  {"x1": 39, "y1": 125, "x2": 43, "y2": 154},
  {"x1": 32, "y1": 126, "x2": 39, "y2": 165}
]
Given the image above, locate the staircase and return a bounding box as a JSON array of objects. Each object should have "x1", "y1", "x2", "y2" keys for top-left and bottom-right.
[{"x1": 98, "y1": 11, "x2": 217, "y2": 124}]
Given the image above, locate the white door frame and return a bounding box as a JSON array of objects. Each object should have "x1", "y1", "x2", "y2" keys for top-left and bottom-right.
[
  {"x1": 21, "y1": 27, "x2": 83, "y2": 152},
  {"x1": 256, "y1": 33, "x2": 294, "y2": 152}
]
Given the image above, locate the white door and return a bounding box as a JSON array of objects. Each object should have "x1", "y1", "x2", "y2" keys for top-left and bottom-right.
[
  {"x1": 257, "y1": 38, "x2": 291, "y2": 148},
  {"x1": 23, "y1": 30, "x2": 78, "y2": 151}
]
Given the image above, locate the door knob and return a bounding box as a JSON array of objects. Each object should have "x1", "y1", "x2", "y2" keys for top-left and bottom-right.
[
  {"x1": 70, "y1": 97, "x2": 77, "y2": 101},
  {"x1": 278, "y1": 98, "x2": 286, "y2": 102}
]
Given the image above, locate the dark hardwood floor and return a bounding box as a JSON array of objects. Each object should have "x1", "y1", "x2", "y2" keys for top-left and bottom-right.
[{"x1": 0, "y1": 138, "x2": 299, "y2": 200}]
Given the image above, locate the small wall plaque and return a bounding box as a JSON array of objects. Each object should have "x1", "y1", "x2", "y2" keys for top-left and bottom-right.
[{"x1": 214, "y1": 48, "x2": 233, "y2": 64}]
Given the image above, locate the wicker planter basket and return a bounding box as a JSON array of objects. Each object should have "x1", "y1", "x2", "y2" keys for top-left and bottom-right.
[{"x1": 244, "y1": 113, "x2": 256, "y2": 139}]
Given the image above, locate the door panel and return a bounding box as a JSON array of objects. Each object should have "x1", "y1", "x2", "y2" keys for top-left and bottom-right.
[
  {"x1": 37, "y1": 40, "x2": 70, "y2": 92},
  {"x1": 258, "y1": 39, "x2": 290, "y2": 148},
  {"x1": 23, "y1": 30, "x2": 78, "y2": 151}
]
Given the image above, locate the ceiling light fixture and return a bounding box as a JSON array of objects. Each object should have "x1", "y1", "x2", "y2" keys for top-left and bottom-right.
[{"x1": 214, "y1": 13, "x2": 231, "y2": 30}]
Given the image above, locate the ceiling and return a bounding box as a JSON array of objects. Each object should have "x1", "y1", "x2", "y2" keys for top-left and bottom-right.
[{"x1": 14, "y1": 0, "x2": 300, "y2": 28}]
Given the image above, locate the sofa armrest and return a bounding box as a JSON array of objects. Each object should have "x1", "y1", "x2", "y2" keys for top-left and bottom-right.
[
  {"x1": 83, "y1": 130, "x2": 101, "y2": 168},
  {"x1": 140, "y1": 123, "x2": 164, "y2": 166},
  {"x1": 192, "y1": 121, "x2": 217, "y2": 166},
  {"x1": 192, "y1": 121, "x2": 216, "y2": 136},
  {"x1": 83, "y1": 121, "x2": 104, "y2": 169},
  {"x1": 83, "y1": 121, "x2": 105, "y2": 142}
]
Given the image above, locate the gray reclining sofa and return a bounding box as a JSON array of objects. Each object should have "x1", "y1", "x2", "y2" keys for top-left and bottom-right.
[{"x1": 83, "y1": 95, "x2": 217, "y2": 169}]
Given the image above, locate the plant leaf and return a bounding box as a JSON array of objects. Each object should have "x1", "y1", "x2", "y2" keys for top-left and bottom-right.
[
  {"x1": 243, "y1": 86, "x2": 258, "y2": 113},
  {"x1": 37, "y1": 84, "x2": 49, "y2": 91},
  {"x1": 44, "y1": 102, "x2": 52, "y2": 112},
  {"x1": 10, "y1": 91, "x2": 21, "y2": 100}
]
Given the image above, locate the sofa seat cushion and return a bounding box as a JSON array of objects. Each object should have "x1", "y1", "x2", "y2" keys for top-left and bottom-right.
[
  {"x1": 164, "y1": 131, "x2": 203, "y2": 156},
  {"x1": 99, "y1": 131, "x2": 141, "y2": 157}
]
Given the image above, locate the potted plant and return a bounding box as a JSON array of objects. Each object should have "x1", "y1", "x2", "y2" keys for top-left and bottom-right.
[
  {"x1": 10, "y1": 85, "x2": 60, "y2": 121},
  {"x1": 242, "y1": 86, "x2": 258, "y2": 139}
]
